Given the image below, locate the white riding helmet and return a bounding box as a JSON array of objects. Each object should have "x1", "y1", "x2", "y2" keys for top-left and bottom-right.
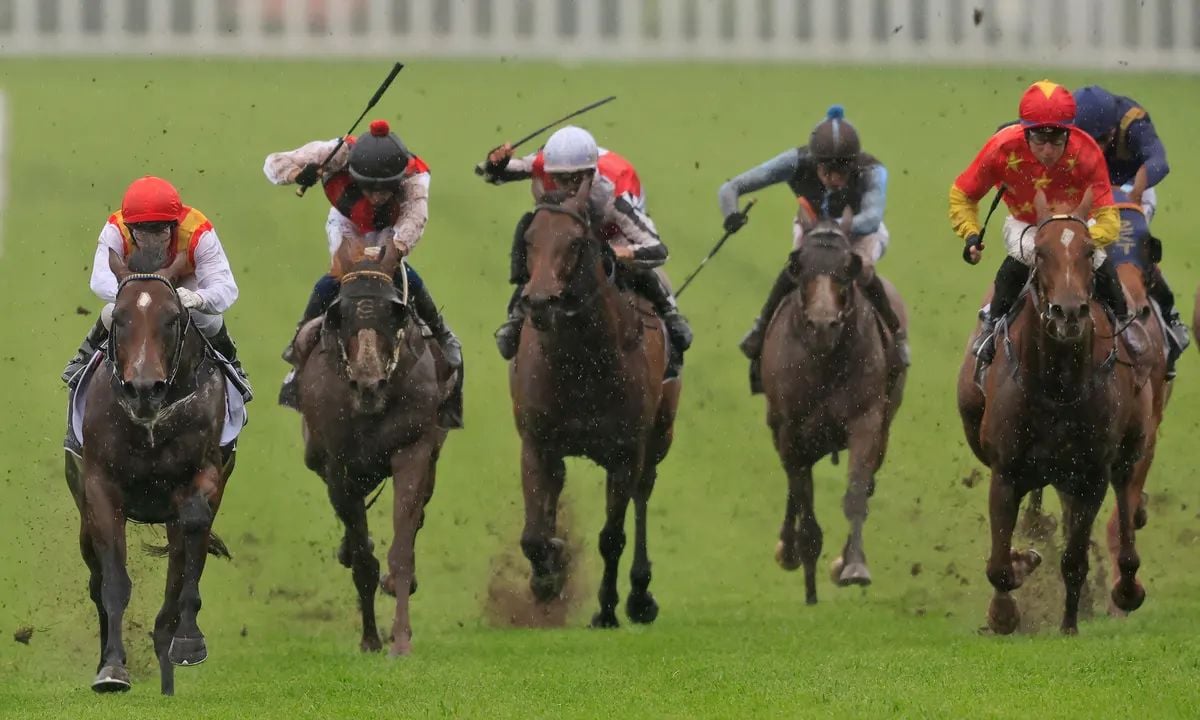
[{"x1": 542, "y1": 125, "x2": 599, "y2": 173}]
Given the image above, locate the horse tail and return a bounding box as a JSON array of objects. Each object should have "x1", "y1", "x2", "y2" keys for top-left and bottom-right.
[{"x1": 141, "y1": 531, "x2": 233, "y2": 561}]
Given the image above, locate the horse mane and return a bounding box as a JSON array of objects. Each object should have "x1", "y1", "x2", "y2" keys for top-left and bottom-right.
[
  {"x1": 538, "y1": 189, "x2": 574, "y2": 206},
  {"x1": 127, "y1": 244, "x2": 171, "y2": 274}
]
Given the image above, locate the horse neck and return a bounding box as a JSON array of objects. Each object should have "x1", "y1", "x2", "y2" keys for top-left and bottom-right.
[{"x1": 1021, "y1": 303, "x2": 1097, "y2": 403}]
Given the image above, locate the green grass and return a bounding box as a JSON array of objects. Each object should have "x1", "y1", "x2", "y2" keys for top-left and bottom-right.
[{"x1": 1, "y1": 60, "x2": 1199, "y2": 719}]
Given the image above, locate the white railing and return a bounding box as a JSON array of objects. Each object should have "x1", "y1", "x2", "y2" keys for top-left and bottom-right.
[{"x1": 1, "y1": 0, "x2": 1198, "y2": 71}]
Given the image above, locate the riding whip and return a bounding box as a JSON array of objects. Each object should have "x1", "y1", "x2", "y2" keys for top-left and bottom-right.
[
  {"x1": 473, "y1": 95, "x2": 617, "y2": 176},
  {"x1": 675, "y1": 199, "x2": 757, "y2": 298}
]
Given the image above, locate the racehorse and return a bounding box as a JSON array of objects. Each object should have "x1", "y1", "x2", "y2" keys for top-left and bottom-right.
[
  {"x1": 957, "y1": 190, "x2": 1152, "y2": 634},
  {"x1": 293, "y1": 240, "x2": 456, "y2": 656},
  {"x1": 65, "y1": 247, "x2": 235, "y2": 695},
  {"x1": 762, "y1": 208, "x2": 907, "y2": 603},
  {"x1": 509, "y1": 177, "x2": 681, "y2": 628}
]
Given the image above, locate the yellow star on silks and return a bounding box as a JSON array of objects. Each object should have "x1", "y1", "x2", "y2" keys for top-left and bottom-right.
[
  {"x1": 1006, "y1": 152, "x2": 1023, "y2": 171},
  {"x1": 1065, "y1": 186, "x2": 1080, "y2": 198},
  {"x1": 1065, "y1": 156, "x2": 1077, "y2": 171},
  {"x1": 1034, "y1": 174, "x2": 1053, "y2": 190},
  {"x1": 1016, "y1": 201, "x2": 1035, "y2": 215}
]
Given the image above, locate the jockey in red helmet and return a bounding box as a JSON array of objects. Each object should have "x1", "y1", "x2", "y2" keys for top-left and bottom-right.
[
  {"x1": 949, "y1": 80, "x2": 1123, "y2": 365},
  {"x1": 61, "y1": 176, "x2": 251, "y2": 400}
]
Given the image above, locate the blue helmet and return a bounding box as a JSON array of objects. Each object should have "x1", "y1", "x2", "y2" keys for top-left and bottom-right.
[{"x1": 1073, "y1": 86, "x2": 1120, "y2": 142}]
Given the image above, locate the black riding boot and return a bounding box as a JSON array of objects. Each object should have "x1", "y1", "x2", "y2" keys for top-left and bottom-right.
[
  {"x1": 495, "y1": 285, "x2": 526, "y2": 361},
  {"x1": 408, "y1": 279, "x2": 462, "y2": 370},
  {"x1": 975, "y1": 256, "x2": 1030, "y2": 364},
  {"x1": 208, "y1": 324, "x2": 253, "y2": 403},
  {"x1": 1147, "y1": 264, "x2": 1189, "y2": 378},
  {"x1": 740, "y1": 265, "x2": 798, "y2": 360},
  {"x1": 62, "y1": 318, "x2": 109, "y2": 387},
  {"x1": 1094, "y1": 256, "x2": 1130, "y2": 320},
  {"x1": 859, "y1": 273, "x2": 909, "y2": 366},
  {"x1": 628, "y1": 268, "x2": 693, "y2": 379}
]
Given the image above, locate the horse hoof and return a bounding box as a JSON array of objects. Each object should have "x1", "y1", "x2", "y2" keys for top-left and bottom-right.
[
  {"x1": 838, "y1": 562, "x2": 872, "y2": 587},
  {"x1": 1111, "y1": 581, "x2": 1146, "y2": 613},
  {"x1": 168, "y1": 635, "x2": 208, "y2": 666},
  {"x1": 775, "y1": 540, "x2": 801, "y2": 571},
  {"x1": 987, "y1": 593, "x2": 1020, "y2": 635},
  {"x1": 530, "y1": 572, "x2": 566, "y2": 603},
  {"x1": 626, "y1": 592, "x2": 659, "y2": 625},
  {"x1": 1134, "y1": 505, "x2": 1148, "y2": 530},
  {"x1": 92, "y1": 665, "x2": 132, "y2": 693},
  {"x1": 805, "y1": 593, "x2": 818, "y2": 606},
  {"x1": 1060, "y1": 624, "x2": 1079, "y2": 636},
  {"x1": 388, "y1": 641, "x2": 412, "y2": 658},
  {"x1": 338, "y1": 536, "x2": 375, "y2": 568},
  {"x1": 829, "y1": 556, "x2": 845, "y2": 583},
  {"x1": 590, "y1": 611, "x2": 620, "y2": 629},
  {"x1": 360, "y1": 635, "x2": 383, "y2": 653}
]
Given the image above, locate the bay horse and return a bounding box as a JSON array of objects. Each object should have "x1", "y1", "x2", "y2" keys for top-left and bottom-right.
[
  {"x1": 1021, "y1": 199, "x2": 1170, "y2": 613},
  {"x1": 762, "y1": 208, "x2": 908, "y2": 604},
  {"x1": 956, "y1": 190, "x2": 1152, "y2": 634},
  {"x1": 509, "y1": 177, "x2": 681, "y2": 628},
  {"x1": 65, "y1": 247, "x2": 234, "y2": 695},
  {"x1": 293, "y1": 240, "x2": 455, "y2": 656}
]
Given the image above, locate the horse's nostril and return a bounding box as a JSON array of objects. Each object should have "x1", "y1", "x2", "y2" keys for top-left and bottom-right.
[
  {"x1": 348, "y1": 379, "x2": 359, "y2": 392},
  {"x1": 122, "y1": 381, "x2": 137, "y2": 399},
  {"x1": 373, "y1": 379, "x2": 387, "y2": 394},
  {"x1": 1077, "y1": 303, "x2": 1089, "y2": 319},
  {"x1": 827, "y1": 320, "x2": 840, "y2": 330},
  {"x1": 152, "y1": 381, "x2": 167, "y2": 397}
]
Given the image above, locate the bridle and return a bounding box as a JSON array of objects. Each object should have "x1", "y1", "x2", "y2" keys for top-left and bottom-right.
[
  {"x1": 328, "y1": 264, "x2": 411, "y2": 379},
  {"x1": 527, "y1": 202, "x2": 615, "y2": 317},
  {"x1": 108, "y1": 272, "x2": 192, "y2": 392}
]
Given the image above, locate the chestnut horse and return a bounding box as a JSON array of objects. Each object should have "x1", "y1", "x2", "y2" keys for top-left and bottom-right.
[
  {"x1": 65, "y1": 248, "x2": 234, "y2": 695},
  {"x1": 293, "y1": 241, "x2": 456, "y2": 656},
  {"x1": 762, "y1": 209, "x2": 907, "y2": 603},
  {"x1": 509, "y1": 178, "x2": 681, "y2": 628},
  {"x1": 957, "y1": 190, "x2": 1152, "y2": 634}
]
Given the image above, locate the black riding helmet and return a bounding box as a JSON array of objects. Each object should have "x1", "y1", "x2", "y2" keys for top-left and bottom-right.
[
  {"x1": 808, "y1": 105, "x2": 861, "y2": 169},
  {"x1": 349, "y1": 119, "x2": 411, "y2": 189}
]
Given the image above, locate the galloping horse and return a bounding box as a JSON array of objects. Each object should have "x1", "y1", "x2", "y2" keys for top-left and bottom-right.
[
  {"x1": 509, "y1": 177, "x2": 681, "y2": 628},
  {"x1": 762, "y1": 208, "x2": 907, "y2": 603},
  {"x1": 957, "y1": 190, "x2": 1152, "y2": 634},
  {"x1": 65, "y1": 247, "x2": 234, "y2": 695},
  {"x1": 293, "y1": 240, "x2": 455, "y2": 656}
]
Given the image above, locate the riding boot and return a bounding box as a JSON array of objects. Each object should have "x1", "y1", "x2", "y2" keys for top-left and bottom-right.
[
  {"x1": 208, "y1": 324, "x2": 253, "y2": 403},
  {"x1": 975, "y1": 256, "x2": 1029, "y2": 365},
  {"x1": 741, "y1": 265, "x2": 798, "y2": 360},
  {"x1": 495, "y1": 285, "x2": 527, "y2": 361},
  {"x1": 406, "y1": 278, "x2": 462, "y2": 371},
  {"x1": 280, "y1": 274, "x2": 340, "y2": 409},
  {"x1": 1147, "y1": 264, "x2": 1189, "y2": 378},
  {"x1": 630, "y1": 268, "x2": 693, "y2": 379},
  {"x1": 1094, "y1": 256, "x2": 1131, "y2": 320},
  {"x1": 62, "y1": 318, "x2": 109, "y2": 387},
  {"x1": 859, "y1": 274, "x2": 909, "y2": 367}
]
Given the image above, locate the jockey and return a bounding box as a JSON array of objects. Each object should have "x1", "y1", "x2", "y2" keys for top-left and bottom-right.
[
  {"x1": 60, "y1": 176, "x2": 252, "y2": 400},
  {"x1": 1074, "y1": 85, "x2": 1188, "y2": 369},
  {"x1": 264, "y1": 119, "x2": 461, "y2": 408},
  {"x1": 479, "y1": 125, "x2": 693, "y2": 377},
  {"x1": 950, "y1": 80, "x2": 1124, "y2": 364},
  {"x1": 718, "y1": 105, "x2": 908, "y2": 367}
]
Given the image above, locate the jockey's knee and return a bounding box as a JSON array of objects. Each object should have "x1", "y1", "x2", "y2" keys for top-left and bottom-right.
[
  {"x1": 396, "y1": 263, "x2": 425, "y2": 296},
  {"x1": 190, "y1": 311, "x2": 225, "y2": 338},
  {"x1": 314, "y1": 273, "x2": 341, "y2": 300},
  {"x1": 510, "y1": 212, "x2": 534, "y2": 285},
  {"x1": 101, "y1": 303, "x2": 116, "y2": 330}
]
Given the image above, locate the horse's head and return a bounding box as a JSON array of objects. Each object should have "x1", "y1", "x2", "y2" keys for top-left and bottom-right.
[
  {"x1": 1030, "y1": 189, "x2": 1096, "y2": 342},
  {"x1": 327, "y1": 240, "x2": 411, "y2": 413},
  {"x1": 522, "y1": 175, "x2": 610, "y2": 331},
  {"x1": 786, "y1": 207, "x2": 861, "y2": 352},
  {"x1": 107, "y1": 246, "x2": 192, "y2": 423}
]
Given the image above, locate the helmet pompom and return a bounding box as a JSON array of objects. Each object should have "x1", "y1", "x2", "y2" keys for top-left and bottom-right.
[
  {"x1": 826, "y1": 105, "x2": 845, "y2": 120},
  {"x1": 369, "y1": 119, "x2": 390, "y2": 137}
]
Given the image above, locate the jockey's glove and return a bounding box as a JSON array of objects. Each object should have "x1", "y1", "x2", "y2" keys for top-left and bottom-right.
[
  {"x1": 295, "y1": 163, "x2": 321, "y2": 189},
  {"x1": 176, "y1": 287, "x2": 204, "y2": 311},
  {"x1": 724, "y1": 211, "x2": 749, "y2": 234},
  {"x1": 962, "y1": 234, "x2": 983, "y2": 264}
]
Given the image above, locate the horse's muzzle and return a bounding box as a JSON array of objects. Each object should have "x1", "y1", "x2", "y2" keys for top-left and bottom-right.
[
  {"x1": 801, "y1": 313, "x2": 845, "y2": 351},
  {"x1": 1044, "y1": 301, "x2": 1090, "y2": 342},
  {"x1": 348, "y1": 376, "x2": 389, "y2": 414},
  {"x1": 120, "y1": 378, "x2": 169, "y2": 420},
  {"x1": 526, "y1": 294, "x2": 565, "y2": 331}
]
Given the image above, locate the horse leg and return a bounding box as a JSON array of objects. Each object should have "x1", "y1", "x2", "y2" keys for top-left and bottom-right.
[
  {"x1": 153, "y1": 523, "x2": 184, "y2": 696},
  {"x1": 79, "y1": 520, "x2": 108, "y2": 675},
  {"x1": 327, "y1": 479, "x2": 382, "y2": 652},
  {"x1": 84, "y1": 474, "x2": 132, "y2": 692},
  {"x1": 777, "y1": 445, "x2": 820, "y2": 603},
  {"x1": 520, "y1": 441, "x2": 568, "y2": 603},
  {"x1": 1109, "y1": 449, "x2": 1146, "y2": 616},
  {"x1": 168, "y1": 487, "x2": 216, "y2": 667},
  {"x1": 984, "y1": 468, "x2": 1026, "y2": 635},
  {"x1": 385, "y1": 435, "x2": 437, "y2": 658},
  {"x1": 835, "y1": 412, "x2": 885, "y2": 588},
  {"x1": 592, "y1": 462, "x2": 637, "y2": 629},
  {"x1": 626, "y1": 465, "x2": 659, "y2": 624},
  {"x1": 1059, "y1": 486, "x2": 1106, "y2": 635}
]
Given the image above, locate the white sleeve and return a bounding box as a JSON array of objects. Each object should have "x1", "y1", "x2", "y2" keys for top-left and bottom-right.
[
  {"x1": 190, "y1": 228, "x2": 239, "y2": 315},
  {"x1": 326, "y1": 208, "x2": 363, "y2": 259},
  {"x1": 89, "y1": 223, "x2": 125, "y2": 303},
  {"x1": 262, "y1": 138, "x2": 348, "y2": 185},
  {"x1": 391, "y1": 172, "x2": 430, "y2": 255}
]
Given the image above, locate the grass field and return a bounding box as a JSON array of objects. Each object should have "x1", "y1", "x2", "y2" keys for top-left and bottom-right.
[{"x1": 1, "y1": 59, "x2": 1199, "y2": 718}]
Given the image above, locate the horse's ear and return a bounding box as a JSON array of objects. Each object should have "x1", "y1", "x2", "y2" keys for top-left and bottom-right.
[
  {"x1": 573, "y1": 171, "x2": 595, "y2": 206},
  {"x1": 377, "y1": 240, "x2": 400, "y2": 277},
  {"x1": 162, "y1": 248, "x2": 190, "y2": 285},
  {"x1": 796, "y1": 201, "x2": 817, "y2": 234},
  {"x1": 1033, "y1": 190, "x2": 1052, "y2": 223},
  {"x1": 839, "y1": 205, "x2": 854, "y2": 238},
  {"x1": 332, "y1": 237, "x2": 358, "y2": 278},
  {"x1": 1074, "y1": 187, "x2": 1094, "y2": 220},
  {"x1": 108, "y1": 249, "x2": 131, "y2": 283}
]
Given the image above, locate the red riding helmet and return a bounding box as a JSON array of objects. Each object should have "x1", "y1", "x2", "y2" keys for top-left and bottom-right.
[
  {"x1": 1018, "y1": 80, "x2": 1076, "y2": 130},
  {"x1": 121, "y1": 176, "x2": 185, "y2": 224}
]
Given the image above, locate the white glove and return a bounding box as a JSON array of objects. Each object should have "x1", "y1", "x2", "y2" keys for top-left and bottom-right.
[{"x1": 176, "y1": 287, "x2": 204, "y2": 311}]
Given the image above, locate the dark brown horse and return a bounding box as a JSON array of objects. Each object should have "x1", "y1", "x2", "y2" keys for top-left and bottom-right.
[
  {"x1": 957, "y1": 190, "x2": 1152, "y2": 634},
  {"x1": 293, "y1": 240, "x2": 455, "y2": 656},
  {"x1": 509, "y1": 178, "x2": 681, "y2": 628},
  {"x1": 762, "y1": 209, "x2": 907, "y2": 604},
  {"x1": 65, "y1": 248, "x2": 233, "y2": 695}
]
